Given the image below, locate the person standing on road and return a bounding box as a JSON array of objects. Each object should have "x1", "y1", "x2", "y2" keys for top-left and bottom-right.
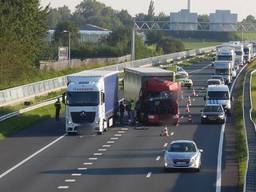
[
  {"x1": 54, "y1": 98, "x2": 61, "y2": 121},
  {"x1": 119, "y1": 101, "x2": 125, "y2": 125}
]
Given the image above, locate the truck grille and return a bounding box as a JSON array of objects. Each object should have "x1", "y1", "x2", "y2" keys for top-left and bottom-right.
[{"x1": 71, "y1": 112, "x2": 96, "y2": 124}]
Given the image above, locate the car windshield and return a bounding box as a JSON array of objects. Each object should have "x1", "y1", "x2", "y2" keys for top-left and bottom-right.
[
  {"x1": 217, "y1": 55, "x2": 232, "y2": 61},
  {"x1": 216, "y1": 69, "x2": 230, "y2": 75},
  {"x1": 168, "y1": 142, "x2": 196, "y2": 152},
  {"x1": 204, "y1": 106, "x2": 223, "y2": 112},
  {"x1": 208, "y1": 91, "x2": 229, "y2": 100},
  {"x1": 66, "y1": 91, "x2": 99, "y2": 106}
]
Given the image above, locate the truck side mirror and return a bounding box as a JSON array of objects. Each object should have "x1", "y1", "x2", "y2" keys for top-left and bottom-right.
[{"x1": 101, "y1": 92, "x2": 105, "y2": 104}]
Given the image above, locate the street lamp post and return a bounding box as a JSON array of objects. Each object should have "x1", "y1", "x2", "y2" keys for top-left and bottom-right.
[
  {"x1": 131, "y1": 19, "x2": 136, "y2": 61},
  {"x1": 63, "y1": 30, "x2": 71, "y2": 64}
]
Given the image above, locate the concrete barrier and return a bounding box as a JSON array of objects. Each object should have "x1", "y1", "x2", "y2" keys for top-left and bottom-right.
[{"x1": 0, "y1": 46, "x2": 216, "y2": 107}]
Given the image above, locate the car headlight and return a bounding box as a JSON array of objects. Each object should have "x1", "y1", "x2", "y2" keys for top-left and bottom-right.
[
  {"x1": 218, "y1": 114, "x2": 225, "y2": 118},
  {"x1": 202, "y1": 115, "x2": 207, "y2": 118}
]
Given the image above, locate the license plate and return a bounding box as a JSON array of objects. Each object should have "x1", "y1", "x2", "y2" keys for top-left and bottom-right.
[{"x1": 176, "y1": 162, "x2": 186, "y2": 166}]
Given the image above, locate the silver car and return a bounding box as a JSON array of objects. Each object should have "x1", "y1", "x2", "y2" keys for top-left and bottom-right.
[{"x1": 164, "y1": 140, "x2": 202, "y2": 172}]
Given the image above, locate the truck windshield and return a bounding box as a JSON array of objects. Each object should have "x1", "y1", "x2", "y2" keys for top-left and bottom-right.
[
  {"x1": 208, "y1": 91, "x2": 229, "y2": 100},
  {"x1": 216, "y1": 69, "x2": 230, "y2": 75},
  {"x1": 217, "y1": 55, "x2": 232, "y2": 61},
  {"x1": 66, "y1": 92, "x2": 99, "y2": 106}
]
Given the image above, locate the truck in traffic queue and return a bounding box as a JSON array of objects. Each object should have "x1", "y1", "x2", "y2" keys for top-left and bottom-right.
[
  {"x1": 213, "y1": 61, "x2": 233, "y2": 85},
  {"x1": 216, "y1": 46, "x2": 236, "y2": 76},
  {"x1": 124, "y1": 67, "x2": 180, "y2": 125},
  {"x1": 227, "y1": 42, "x2": 244, "y2": 68},
  {"x1": 64, "y1": 70, "x2": 119, "y2": 135},
  {"x1": 205, "y1": 85, "x2": 232, "y2": 114},
  {"x1": 243, "y1": 42, "x2": 253, "y2": 63}
]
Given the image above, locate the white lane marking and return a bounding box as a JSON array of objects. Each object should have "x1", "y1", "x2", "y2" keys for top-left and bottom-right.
[
  {"x1": 163, "y1": 143, "x2": 168, "y2": 147},
  {"x1": 79, "y1": 136, "x2": 84, "y2": 138},
  {"x1": 118, "y1": 131, "x2": 125, "y2": 133},
  {"x1": 114, "y1": 134, "x2": 122, "y2": 137},
  {"x1": 89, "y1": 157, "x2": 98, "y2": 161},
  {"x1": 78, "y1": 168, "x2": 87, "y2": 171},
  {"x1": 0, "y1": 134, "x2": 66, "y2": 179},
  {"x1": 103, "y1": 145, "x2": 111, "y2": 147},
  {"x1": 146, "y1": 172, "x2": 152, "y2": 178},
  {"x1": 98, "y1": 149, "x2": 107, "y2": 152},
  {"x1": 171, "y1": 132, "x2": 174, "y2": 136},
  {"x1": 156, "y1": 156, "x2": 161, "y2": 161},
  {"x1": 71, "y1": 173, "x2": 82, "y2": 176},
  {"x1": 83, "y1": 162, "x2": 93, "y2": 166},
  {"x1": 94, "y1": 153, "x2": 102, "y2": 156},
  {"x1": 107, "y1": 141, "x2": 115, "y2": 144},
  {"x1": 65, "y1": 179, "x2": 76, "y2": 183},
  {"x1": 215, "y1": 64, "x2": 247, "y2": 192},
  {"x1": 111, "y1": 137, "x2": 119, "y2": 140},
  {"x1": 121, "y1": 128, "x2": 128, "y2": 131},
  {"x1": 58, "y1": 186, "x2": 69, "y2": 189}
]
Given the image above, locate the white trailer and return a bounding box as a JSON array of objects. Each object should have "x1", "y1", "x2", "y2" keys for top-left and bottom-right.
[
  {"x1": 64, "y1": 70, "x2": 119, "y2": 135},
  {"x1": 213, "y1": 61, "x2": 232, "y2": 85},
  {"x1": 243, "y1": 42, "x2": 253, "y2": 63}
]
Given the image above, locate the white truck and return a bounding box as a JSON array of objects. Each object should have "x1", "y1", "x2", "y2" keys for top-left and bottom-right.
[
  {"x1": 205, "y1": 85, "x2": 232, "y2": 114},
  {"x1": 213, "y1": 61, "x2": 232, "y2": 85},
  {"x1": 64, "y1": 70, "x2": 119, "y2": 134},
  {"x1": 216, "y1": 46, "x2": 236, "y2": 76},
  {"x1": 243, "y1": 42, "x2": 253, "y2": 63},
  {"x1": 226, "y1": 42, "x2": 244, "y2": 68}
]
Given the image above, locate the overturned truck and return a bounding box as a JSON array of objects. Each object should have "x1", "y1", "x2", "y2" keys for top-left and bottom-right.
[{"x1": 124, "y1": 67, "x2": 180, "y2": 125}]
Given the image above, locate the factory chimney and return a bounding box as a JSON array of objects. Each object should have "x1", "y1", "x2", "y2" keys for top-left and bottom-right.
[{"x1": 187, "y1": 0, "x2": 191, "y2": 12}]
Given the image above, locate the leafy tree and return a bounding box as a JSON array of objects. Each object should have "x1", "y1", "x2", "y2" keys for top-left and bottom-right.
[
  {"x1": 157, "y1": 38, "x2": 185, "y2": 54},
  {"x1": 48, "y1": 6, "x2": 72, "y2": 29},
  {"x1": 0, "y1": 0, "x2": 49, "y2": 85},
  {"x1": 147, "y1": 0, "x2": 155, "y2": 21}
]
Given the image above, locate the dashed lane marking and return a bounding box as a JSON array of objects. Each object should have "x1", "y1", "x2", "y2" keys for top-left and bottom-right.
[
  {"x1": 58, "y1": 186, "x2": 69, "y2": 189},
  {"x1": 163, "y1": 143, "x2": 168, "y2": 147},
  {"x1": 107, "y1": 141, "x2": 115, "y2": 144},
  {"x1": 89, "y1": 157, "x2": 98, "y2": 161},
  {"x1": 171, "y1": 132, "x2": 174, "y2": 136},
  {"x1": 94, "y1": 153, "x2": 103, "y2": 156},
  {"x1": 78, "y1": 168, "x2": 87, "y2": 171},
  {"x1": 98, "y1": 149, "x2": 107, "y2": 152},
  {"x1": 103, "y1": 145, "x2": 111, "y2": 147},
  {"x1": 146, "y1": 172, "x2": 152, "y2": 178},
  {"x1": 121, "y1": 128, "x2": 128, "y2": 131},
  {"x1": 156, "y1": 156, "x2": 161, "y2": 161},
  {"x1": 110, "y1": 137, "x2": 119, "y2": 140},
  {"x1": 83, "y1": 162, "x2": 93, "y2": 166},
  {"x1": 65, "y1": 179, "x2": 76, "y2": 183},
  {"x1": 114, "y1": 134, "x2": 122, "y2": 137},
  {"x1": 118, "y1": 131, "x2": 125, "y2": 133},
  {"x1": 71, "y1": 173, "x2": 82, "y2": 177}
]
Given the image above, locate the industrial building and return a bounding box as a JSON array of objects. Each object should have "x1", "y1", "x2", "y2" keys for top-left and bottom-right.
[
  {"x1": 209, "y1": 10, "x2": 238, "y2": 32},
  {"x1": 170, "y1": 9, "x2": 198, "y2": 31}
]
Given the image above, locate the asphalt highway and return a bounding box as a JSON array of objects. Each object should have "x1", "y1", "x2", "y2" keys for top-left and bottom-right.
[{"x1": 0, "y1": 61, "x2": 239, "y2": 192}]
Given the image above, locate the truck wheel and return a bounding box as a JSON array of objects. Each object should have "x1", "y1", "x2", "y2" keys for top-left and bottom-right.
[{"x1": 97, "y1": 131, "x2": 103, "y2": 135}]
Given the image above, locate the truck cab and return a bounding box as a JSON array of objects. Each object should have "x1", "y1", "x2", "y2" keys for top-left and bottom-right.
[
  {"x1": 205, "y1": 85, "x2": 231, "y2": 114},
  {"x1": 213, "y1": 61, "x2": 232, "y2": 85},
  {"x1": 243, "y1": 43, "x2": 253, "y2": 63},
  {"x1": 65, "y1": 71, "x2": 118, "y2": 134},
  {"x1": 216, "y1": 46, "x2": 236, "y2": 75}
]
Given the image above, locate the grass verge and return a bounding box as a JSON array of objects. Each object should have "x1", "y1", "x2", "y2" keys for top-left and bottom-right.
[
  {"x1": 0, "y1": 104, "x2": 64, "y2": 141},
  {"x1": 183, "y1": 41, "x2": 222, "y2": 50},
  {"x1": 251, "y1": 74, "x2": 256, "y2": 123}
]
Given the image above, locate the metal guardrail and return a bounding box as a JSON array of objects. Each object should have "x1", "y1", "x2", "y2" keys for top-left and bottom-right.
[
  {"x1": 243, "y1": 69, "x2": 256, "y2": 192},
  {"x1": 0, "y1": 46, "x2": 216, "y2": 107}
]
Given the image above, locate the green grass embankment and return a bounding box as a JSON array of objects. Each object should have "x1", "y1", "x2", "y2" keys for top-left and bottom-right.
[
  {"x1": 251, "y1": 74, "x2": 256, "y2": 123},
  {"x1": 0, "y1": 104, "x2": 64, "y2": 141},
  {"x1": 183, "y1": 41, "x2": 222, "y2": 50}
]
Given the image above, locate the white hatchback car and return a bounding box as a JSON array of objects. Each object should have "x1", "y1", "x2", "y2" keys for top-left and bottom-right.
[{"x1": 164, "y1": 140, "x2": 202, "y2": 172}]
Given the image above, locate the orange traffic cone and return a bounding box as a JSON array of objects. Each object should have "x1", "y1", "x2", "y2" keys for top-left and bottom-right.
[
  {"x1": 188, "y1": 114, "x2": 192, "y2": 123},
  {"x1": 161, "y1": 126, "x2": 169, "y2": 137},
  {"x1": 191, "y1": 89, "x2": 197, "y2": 97},
  {"x1": 187, "y1": 96, "x2": 192, "y2": 106},
  {"x1": 185, "y1": 103, "x2": 190, "y2": 113}
]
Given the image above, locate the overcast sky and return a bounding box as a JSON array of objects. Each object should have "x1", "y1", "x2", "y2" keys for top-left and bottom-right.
[{"x1": 40, "y1": 0, "x2": 256, "y2": 21}]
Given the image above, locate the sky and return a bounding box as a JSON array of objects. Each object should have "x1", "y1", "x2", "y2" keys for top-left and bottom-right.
[{"x1": 40, "y1": 0, "x2": 256, "y2": 21}]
